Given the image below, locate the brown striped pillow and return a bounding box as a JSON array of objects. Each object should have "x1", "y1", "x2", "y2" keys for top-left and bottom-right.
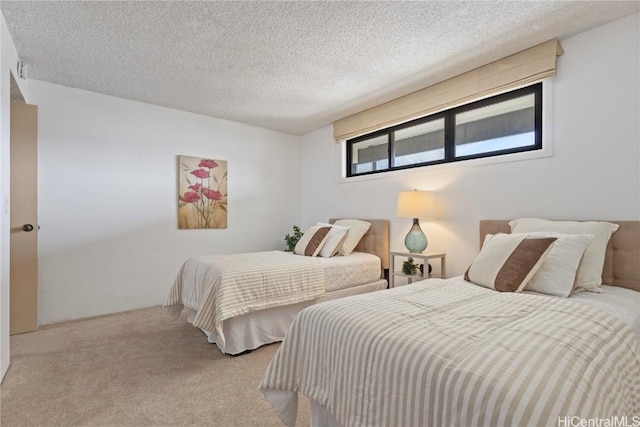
[
  {"x1": 464, "y1": 233, "x2": 557, "y2": 292},
  {"x1": 294, "y1": 225, "x2": 331, "y2": 257}
]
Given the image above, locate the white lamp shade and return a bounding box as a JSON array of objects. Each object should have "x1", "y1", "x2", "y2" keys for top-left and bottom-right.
[{"x1": 397, "y1": 191, "x2": 435, "y2": 219}]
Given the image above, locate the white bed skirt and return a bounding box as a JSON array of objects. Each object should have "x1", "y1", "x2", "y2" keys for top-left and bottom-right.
[
  {"x1": 310, "y1": 400, "x2": 343, "y2": 427},
  {"x1": 188, "y1": 278, "x2": 388, "y2": 355}
]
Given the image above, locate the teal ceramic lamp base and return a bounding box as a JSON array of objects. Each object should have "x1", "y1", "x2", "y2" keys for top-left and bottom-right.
[{"x1": 404, "y1": 218, "x2": 428, "y2": 253}]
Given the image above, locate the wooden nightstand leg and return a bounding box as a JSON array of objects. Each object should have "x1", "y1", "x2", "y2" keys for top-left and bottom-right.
[{"x1": 441, "y1": 255, "x2": 446, "y2": 278}]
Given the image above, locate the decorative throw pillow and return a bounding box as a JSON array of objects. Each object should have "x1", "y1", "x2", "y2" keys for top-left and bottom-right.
[
  {"x1": 509, "y1": 218, "x2": 619, "y2": 292},
  {"x1": 294, "y1": 225, "x2": 331, "y2": 257},
  {"x1": 316, "y1": 223, "x2": 350, "y2": 258},
  {"x1": 464, "y1": 233, "x2": 557, "y2": 292},
  {"x1": 519, "y1": 232, "x2": 595, "y2": 297},
  {"x1": 332, "y1": 219, "x2": 371, "y2": 256}
]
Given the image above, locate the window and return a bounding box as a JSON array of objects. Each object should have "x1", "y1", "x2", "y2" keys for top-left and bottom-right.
[
  {"x1": 347, "y1": 83, "x2": 542, "y2": 177},
  {"x1": 350, "y1": 134, "x2": 388, "y2": 174},
  {"x1": 393, "y1": 117, "x2": 445, "y2": 166}
]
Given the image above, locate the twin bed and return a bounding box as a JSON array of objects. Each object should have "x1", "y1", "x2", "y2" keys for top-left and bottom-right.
[
  {"x1": 259, "y1": 219, "x2": 640, "y2": 426},
  {"x1": 165, "y1": 219, "x2": 389, "y2": 355}
]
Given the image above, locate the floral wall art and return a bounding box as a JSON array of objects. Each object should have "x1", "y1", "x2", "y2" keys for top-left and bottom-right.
[{"x1": 178, "y1": 155, "x2": 228, "y2": 229}]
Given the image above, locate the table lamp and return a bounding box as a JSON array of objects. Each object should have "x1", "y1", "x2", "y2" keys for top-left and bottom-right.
[{"x1": 396, "y1": 190, "x2": 435, "y2": 253}]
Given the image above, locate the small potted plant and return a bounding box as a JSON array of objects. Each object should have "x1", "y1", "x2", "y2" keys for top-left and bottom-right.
[
  {"x1": 284, "y1": 225, "x2": 303, "y2": 252},
  {"x1": 402, "y1": 257, "x2": 419, "y2": 275}
]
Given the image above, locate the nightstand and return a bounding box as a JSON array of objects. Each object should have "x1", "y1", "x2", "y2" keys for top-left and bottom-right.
[{"x1": 389, "y1": 251, "x2": 446, "y2": 288}]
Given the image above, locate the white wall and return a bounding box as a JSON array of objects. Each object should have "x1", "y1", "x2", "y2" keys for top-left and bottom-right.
[
  {"x1": 0, "y1": 12, "x2": 12, "y2": 383},
  {"x1": 27, "y1": 81, "x2": 301, "y2": 325},
  {"x1": 300, "y1": 13, "x2": 640, "y2": 280},
  {"x1": 0, "y1": 13, "x2": 30, "y2": 382}
]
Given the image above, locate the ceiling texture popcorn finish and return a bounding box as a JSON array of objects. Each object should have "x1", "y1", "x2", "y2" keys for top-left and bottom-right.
[{"x1": 2, "y1": 1, "x2": 638, "y2": 135}]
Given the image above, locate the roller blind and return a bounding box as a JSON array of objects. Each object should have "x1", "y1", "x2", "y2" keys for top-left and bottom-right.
[{"x1": 334, "y1": 39, "x2": 563, "y2": 142}]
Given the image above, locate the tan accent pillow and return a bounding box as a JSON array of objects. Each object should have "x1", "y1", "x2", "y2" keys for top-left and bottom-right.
[
  {"x1": 332, "y1": 219, "x2": 371, "y2": 256},
  {"x1": 464, "y1": 233, "x2": 557, "y2": 292},
  {"x1": 509, "y1": 218, "x2": 619, "y2": 292},
  {"x1": 294, "y1": 226, "x2": 331, "y2": 257}
]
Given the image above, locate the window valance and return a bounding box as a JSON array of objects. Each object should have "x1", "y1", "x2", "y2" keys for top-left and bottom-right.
[{"x1": 333, "y1": 39, "x2": 563, "y2": 142}]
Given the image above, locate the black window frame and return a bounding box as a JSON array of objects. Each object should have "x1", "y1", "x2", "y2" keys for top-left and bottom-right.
[{"x1": 346, "y1": 83, "x2": 542, "y2": 178}]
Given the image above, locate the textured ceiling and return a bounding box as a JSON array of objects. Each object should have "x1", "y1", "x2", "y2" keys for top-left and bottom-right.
[{"x1": 2, "y1": 1, "x2": 638, "y2": 135}]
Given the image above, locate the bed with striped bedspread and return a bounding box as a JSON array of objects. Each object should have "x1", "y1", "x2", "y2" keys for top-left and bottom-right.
[
  {"x1": 165, "y1": 250, "x2": 325, "y2": 351},
  {"x1": 260, "y1": 277, "x2": 640, "y2": 427}
]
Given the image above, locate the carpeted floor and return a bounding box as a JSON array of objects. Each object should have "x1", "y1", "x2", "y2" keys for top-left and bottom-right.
[{"x1": 0, "y1": 306, "x2": 309, "y2": 426}]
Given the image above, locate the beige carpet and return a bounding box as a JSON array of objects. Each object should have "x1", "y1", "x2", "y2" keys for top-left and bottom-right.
[{"x1": 0, "y1": 306, "x2": 309, "y2": 426}]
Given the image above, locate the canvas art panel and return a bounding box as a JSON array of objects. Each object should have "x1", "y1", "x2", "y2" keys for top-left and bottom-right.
[{"x1": 178, "y1": 155, "x2": 227, "y2": 229}]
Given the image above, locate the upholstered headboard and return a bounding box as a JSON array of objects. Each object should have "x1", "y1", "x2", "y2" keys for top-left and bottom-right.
[
  {"x1": 329, "y1": 219, "x2": 390, "y2": 271},
  {"x1": 479, "y1": 220, "x2": 640, "y2": 292}
]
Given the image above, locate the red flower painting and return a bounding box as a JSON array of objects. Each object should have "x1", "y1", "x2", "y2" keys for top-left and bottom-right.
[
  {"x1": 180, "y1": 191, "x2": 201, "y2": 203},
  {"x1": 203, "y1": 189, "x2": 223, "y2": 201},
  {"x1": 190, "y1": 169, "x2": 210, "y2": 179},
  {"x1": 198, "y1": 159, "x2": 218, "y2": 169},
  {"x1": 178, "y1": 155, "x2": 228, "y2": 229}
]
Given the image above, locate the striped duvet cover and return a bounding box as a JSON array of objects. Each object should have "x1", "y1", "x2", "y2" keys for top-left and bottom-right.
[
  {"x1": 260, "y1": 277, "x2": 640, "y2": 427},
  {"x1": 165, "y1": 250, "x2": 325, "y2": 351}
]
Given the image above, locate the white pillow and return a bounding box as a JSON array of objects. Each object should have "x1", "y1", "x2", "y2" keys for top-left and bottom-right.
[
  {"x1": 510, "y1": 232, "x2": 595, "y2": 297},
  {"x1": 509, "y1": 218, "x2": 619, "y2": 292},
  {"x1": 316, "y1": 223, "x2": 350, "y2": 258},
  {"x1": 332, "y1": 219, "x2": 371, "y2": 256},
  {"x1": 465, "y1": 233, "x2": 557, "y2": 292},
  {"x1": 294, "y1": 225, "x2": 331, "y2": 257}
]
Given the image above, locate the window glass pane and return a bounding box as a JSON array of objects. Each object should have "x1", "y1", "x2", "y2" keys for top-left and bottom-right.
[
  {"x1": 454, "y1": 93, "x2": 535, "y2": 157},
  {"x1": 393, "y1": 118, "x2": 445, "y2": 166},
  {"x1": 350, "y1": 135, "x2": 388, "y2": 174},
  {"x1": 353, "y1": 159, "x2": 388, "y2": 174}
]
